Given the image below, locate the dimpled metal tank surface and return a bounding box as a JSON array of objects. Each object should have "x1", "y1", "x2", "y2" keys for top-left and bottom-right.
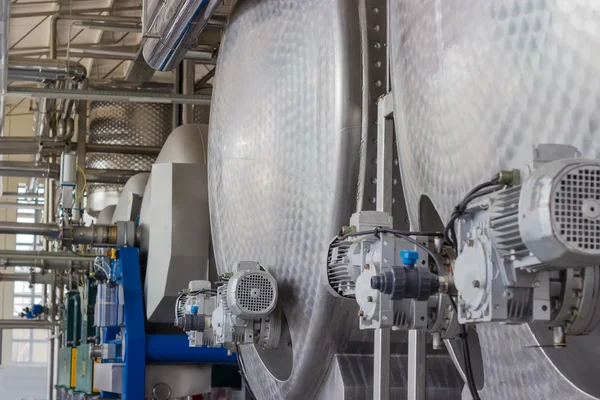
[
  {"x1": 208, "y1": 0, "x2": 364, "y2": 398},
  {"x1": 390, "y1": 0, "x2": 600, "y2": 399}
]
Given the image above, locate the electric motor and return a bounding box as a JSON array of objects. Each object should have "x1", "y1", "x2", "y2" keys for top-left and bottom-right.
[
  {"x1": 453, "y1": 148, "x2": 600, "y2": 343},
  {"x1": 175, "y1": 262, "x2": 282, "y2": 351}
]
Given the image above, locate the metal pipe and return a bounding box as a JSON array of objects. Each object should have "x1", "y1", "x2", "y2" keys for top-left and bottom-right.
[
  {"x1": 84, "y1": 143, "x2": 161, "y2": 156},
  {"x1": 0, "y1": 320, "x2": 57, "y2": 329},
  {"x1": 75, "y1": 101, "x2": 87, "y2": 218},
  {"x1": 182, "y1": 60, "x2": 195, "y2": 124},
  {"x1": 0, "y1": 0, "x2": 9, "y2": 137},
  {"x1": 46, "y1": 326, "x2": 55, "y2": 400},
  {"x1": 11, "y1": 6, "x2": 143, "y2": 19},
  {"x1": 0, "y1": 259, "x2": 90, "y2": 269},
  {"x1": 0, "y1": 272, "x2": 74, "y2": 285},
  {"x1": 85, "y1": 168, "x2": 149, "y2": 184},
  {"x1": 1, "y1": 192, "x2": 44, "y2": 199},
  {"x1": 51, "y1": 326, "x2": 60, "y2": 400},
  {"x1": 0, "y1": 250, "x2": 94, "y2": 262},
  {"x1": 71, "y1": 224, "x2": 118, "y2": 247},
  {"x1": 43, "y1": 179, "x2": 50, "y2": 251},
  {"x1": 0, "y1": 221, "x2": 60, "y2": 237},
  {"x1": 0, "y1": 202, "x2": 43, "y2": 210},
  {"x1": 184, "y1": 50, "x2": 216, "y2": 63},
  {"x1": 6, "y1": 86, "x2": 212, "y2": 105},
  {"x1": 0, "y1": 160, "x2": 59, "y2": 178},
  {"x1": 67, "y1": 47, "x2": 138, "y2": 60},
  {"x1": 8, "y1": 58, "x2": 87, "y2": 83},
  {"x1": 0, "y1": 137, "x2": 68, "y2": 155},
  {"x1": 73, "y1": 20, "x2": 142, "y2": 32},
  {"x1": 143, "y1": 0, "x2": 222, "y2": 71}
]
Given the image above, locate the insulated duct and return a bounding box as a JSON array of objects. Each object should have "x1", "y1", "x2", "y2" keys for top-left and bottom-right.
[{"x1": 143, "y1": 0, "x2": 222, "y2": 71}]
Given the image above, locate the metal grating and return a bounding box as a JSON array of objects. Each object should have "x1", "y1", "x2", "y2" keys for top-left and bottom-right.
[
  {"x1": 236, "y1": 273, "x2": 275, "y2": 313},
  {"x1": 326, "y1": 239, "x2": 355, "y2": 297},
  {"x1": 553, "y1": 165, "x2": 600, "y2": 252}
]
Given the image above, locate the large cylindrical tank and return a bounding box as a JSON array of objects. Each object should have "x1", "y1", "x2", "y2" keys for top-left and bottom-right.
[
  {"x1": 390, "y1": 1, "x2": 600, "y2": 399},
  {"x1": 86, "y1": 101, "x2": 172, "y2": 216},
  {"x1": 208, "y1": 1, "x2": 461, "y2": 399}
]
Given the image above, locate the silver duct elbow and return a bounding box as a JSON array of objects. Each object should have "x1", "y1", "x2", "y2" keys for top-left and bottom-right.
[{"x1": 143, "y1": 0, "x2": 222, "y2": 71}]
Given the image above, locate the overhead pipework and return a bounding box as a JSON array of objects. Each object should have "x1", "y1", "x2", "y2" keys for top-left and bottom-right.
[{"x1": 143, "y1": 0, "x2": 222, "y2": 71}]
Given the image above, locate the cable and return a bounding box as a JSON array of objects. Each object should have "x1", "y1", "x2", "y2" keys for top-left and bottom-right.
[
  {"x1": 444, "y1": 179, "x2": 502, "y2": 251},
  {"x1": 450, "y1": 296, "x2": 481, "y2": 400},
  {"x1": 441, "y1": 178, "x2": 503, "y2": 400},
  {"x1": 74, "y1": 164, "x2": 86, "y2": 206},
  {"x1": 340, "y1": 230, "x2": 443, "y2": 240}
]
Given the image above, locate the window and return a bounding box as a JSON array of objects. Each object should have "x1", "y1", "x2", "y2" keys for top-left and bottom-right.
[{"x1": 10, "y1": 183, "x2": 47, "y2": 365}]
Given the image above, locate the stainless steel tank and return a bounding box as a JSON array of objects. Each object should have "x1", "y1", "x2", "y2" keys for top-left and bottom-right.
[
  {"x1": 208, "y1": 0, "x2": 462, "y2": 398},
  {"x1": 390, "y1": 1, "x2": 600, "y2": 399},
  {"x1": 86, "y1": 101, "x2": 172, "y2": 216}
]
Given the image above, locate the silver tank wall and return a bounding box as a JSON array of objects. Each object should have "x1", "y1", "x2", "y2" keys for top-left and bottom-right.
[
  {"x1": 207, "y1": 1, "x2": 464, "y2": 399},
  {"x1": 390, "y1": 1, "x2": 600, "y2": 399}
]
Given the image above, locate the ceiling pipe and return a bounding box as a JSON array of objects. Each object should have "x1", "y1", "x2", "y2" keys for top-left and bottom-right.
[
  {"x1": 11, "y1": 7, "x2": 143, "y2": 19},
  {"x1": 73, "y1": 20, "x2": 142, "y2": 33},
  {"x1": 0, "y1": 320, "x2": 57, "y2": 329},
  {"x1": 7, "y1": 57, "x2": 87, "y2": 141},
  {"x1": 0, "y1": 137, "x2": 162, "y2": 156},
  {"x1": 143, "y1": 0, "x2": 223, "y2": 71},
  {"x1": 0, "y1": 221, "x2": 60, "y2": 237},
  {"x1": 0, "y1": 272, "x2": 74, "y2": 285},
  {"x1": 83, "y1": 143, "x2": 162, "y2": 156},
  {"x1": 0, "y1": 250, "x2": 95, "y2": 266},
  {"x1": 7, "y1": 58, "x2": 87, "y2": 84},
  {"x1": 0, "y1": 160, "x2": 59, "y2": 178},
  {"x1": 1, "y1": 192, "x2": 44, "y2": 199}
]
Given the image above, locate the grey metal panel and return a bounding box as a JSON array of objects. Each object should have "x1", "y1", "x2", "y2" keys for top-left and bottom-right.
[
  {"x1": 208, "y1": 0, "x2": 364, "y2": 398},
  {"x1": 139, "y1": 124, "x2": 208, "y2": 257},
  {"x1": 389, "y1": 1, "x2": 600, "y2": 398},
  {"x1": 144, "y1": 163, "x2": 210, "y2": 323}
]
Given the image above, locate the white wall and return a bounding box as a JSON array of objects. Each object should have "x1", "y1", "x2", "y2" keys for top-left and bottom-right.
[{"x1": 0, "y1": 365, "x2": 47, "y2": 400}]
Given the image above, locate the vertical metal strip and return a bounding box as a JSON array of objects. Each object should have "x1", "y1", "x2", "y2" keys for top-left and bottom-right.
[
  {"x1": 363, "y1": 0, "x2": 388, "y2": 212},
  {"x1": 408, "y1": 329, "x2": 427, "y2": 400}
]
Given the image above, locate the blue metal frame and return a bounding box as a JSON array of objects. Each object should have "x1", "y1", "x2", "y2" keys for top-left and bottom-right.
[
  {"x1": 99, "y1": 248, "x2": 236, "y2": 399},
  {"x1": 147, "y1": 334, "x2": 237, "y2": 364},
  {"x1": 119, "y1": 247, "x2": 146, "y2": 400}
]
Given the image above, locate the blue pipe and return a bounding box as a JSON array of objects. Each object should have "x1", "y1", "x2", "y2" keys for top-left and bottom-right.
[{"x1": 146, "y1": 334, "x2": 237, "y2": 364}]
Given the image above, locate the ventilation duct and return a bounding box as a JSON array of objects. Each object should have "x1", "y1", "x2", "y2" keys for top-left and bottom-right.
[{"x1": 143, "y1": 0, "x2": 222, "y2": 71}]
